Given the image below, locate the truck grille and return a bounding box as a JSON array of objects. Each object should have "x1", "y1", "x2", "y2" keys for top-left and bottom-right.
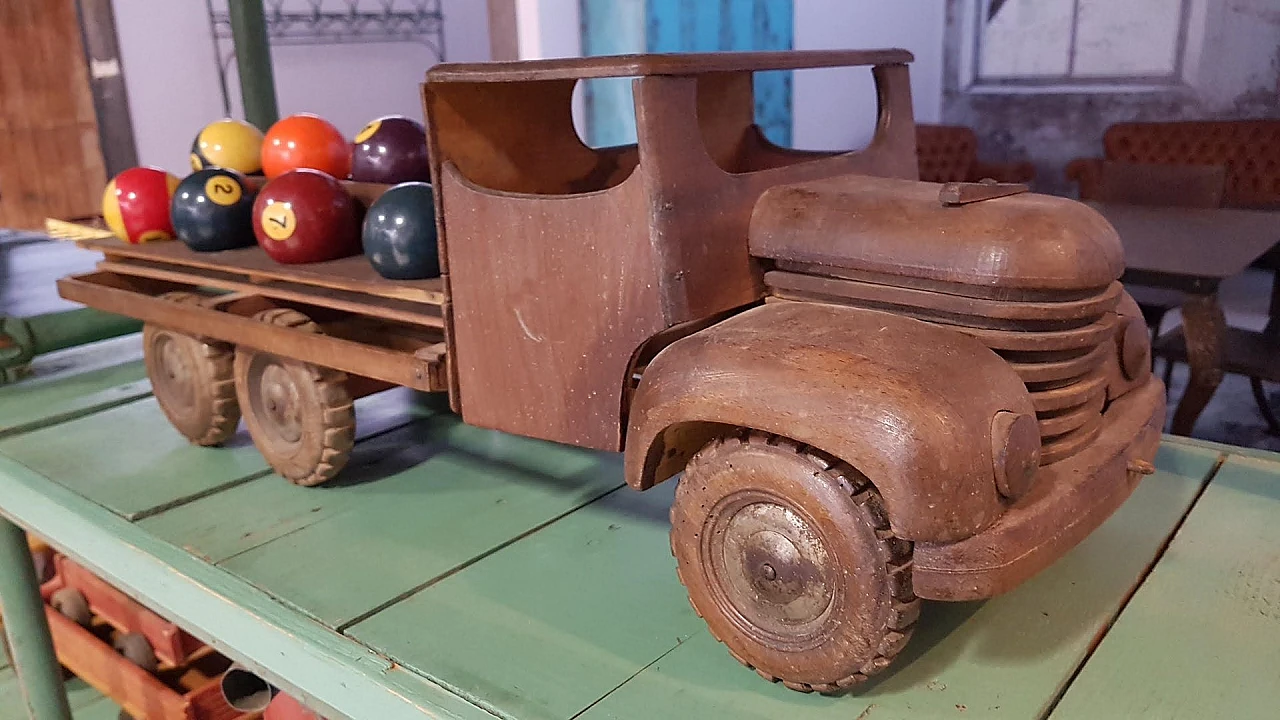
[{"x1": 765, "y1": 266, "x2": 1121, "y2": 465}]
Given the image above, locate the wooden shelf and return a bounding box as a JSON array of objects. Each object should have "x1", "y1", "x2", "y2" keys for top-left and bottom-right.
[{"x1": 77, "y1": 237, "x2": 445, "y2": 307}]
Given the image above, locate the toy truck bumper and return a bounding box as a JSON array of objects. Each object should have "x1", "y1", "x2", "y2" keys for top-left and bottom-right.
[{"x1": 912, "y1": 376, "x2": 1165, "y2": 601}]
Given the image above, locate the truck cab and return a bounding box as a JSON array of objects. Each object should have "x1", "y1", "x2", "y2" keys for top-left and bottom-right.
[
  {"x1": 422, "y1": 50, "x2": 918, "y2": 449},
  {"x1": 426, "y1": 51, "x2": 1163, "y2": 693}
]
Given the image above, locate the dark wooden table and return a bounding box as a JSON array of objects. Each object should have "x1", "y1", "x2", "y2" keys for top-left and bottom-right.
[{"x1": 1088, "y1": 202, "x2": 1280, "y2": 435}]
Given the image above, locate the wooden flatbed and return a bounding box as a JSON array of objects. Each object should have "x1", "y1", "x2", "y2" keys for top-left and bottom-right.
[{"x1": 48, "y1": 223, "x2": 449, "y2": 395}]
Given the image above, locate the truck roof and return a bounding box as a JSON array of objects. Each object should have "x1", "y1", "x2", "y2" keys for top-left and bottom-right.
[{"x1": 425, "y1": 48, "x2": 914, "y2": 83}]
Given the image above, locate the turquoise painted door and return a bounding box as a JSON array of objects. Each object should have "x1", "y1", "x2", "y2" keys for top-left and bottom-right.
[{"x1": 580, "y1": 0, "x2": 793, "y2": 148}]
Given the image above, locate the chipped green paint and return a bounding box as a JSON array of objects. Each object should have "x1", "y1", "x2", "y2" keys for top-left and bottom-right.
[{"x1": 1050, "y1": 454, "x2": 1280, "y2": 719}]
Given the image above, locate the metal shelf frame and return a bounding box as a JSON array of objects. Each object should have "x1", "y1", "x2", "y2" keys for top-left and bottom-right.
[{"x1": 205, "y1": 0, "x2": 446, "y2": 116}]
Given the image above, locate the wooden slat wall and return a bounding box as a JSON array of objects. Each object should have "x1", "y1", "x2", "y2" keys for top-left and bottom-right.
[{"x1": 0, "y1": 0, "x2": 108, "y2": 230}]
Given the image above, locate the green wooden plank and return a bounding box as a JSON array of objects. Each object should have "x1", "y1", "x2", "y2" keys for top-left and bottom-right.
[
  {"x1": 8, "y1": 335, "x2": 142, "y2": 387},
  {"x1": 69, "y1": 697, "x2": 123, "y2": 720},
  {"x1": 138, "y1": 394, "x2": 450, "y2": 564},
  {"x1": 0, "y1": 668, "x2": 111, "y2": 718},
  {"x1": 141, "y1": 399, "x2": 614, "y2": 566},
  {"x1": 366, "y1": 442, "x2": 1216, "y2": 720},
  {"x1": 0, "y1": 453, "x2": 492, "y2": 720},
  {"x1": 0, "y1": 389, "x2": 420, "y2": 520},
  {"x1": 1159, "y1": 432, "x2": 1280, "y2": 465},
  {"x1": 348, "y1": 481, "x2": 709, "y2": 720},
  {"x1": 0, "y1": 397, "x2": 268, "y2": 520},
  {"x1": 0, "y1": 360, "x2": 149, "y2": 440},
  {"x1": 1049, "y1": 453, "x2": 1280, "y2": 719},
  {"x1": 218, "y1": 412, "x2": 624, "y2": 628}
]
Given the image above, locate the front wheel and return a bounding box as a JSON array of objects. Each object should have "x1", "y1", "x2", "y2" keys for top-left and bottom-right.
[{"x1": 670, "y1": 432, "x2": 919, "y2": 693}]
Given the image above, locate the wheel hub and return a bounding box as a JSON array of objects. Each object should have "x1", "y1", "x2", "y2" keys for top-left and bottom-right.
[
  {"x1": 713, "y1": 499, "x2": 836, "y2": 637},
  {"x1": 258, "y1": 363, "x2": 303, "y2": 444},
  {"x1": 155, "y1": 335, "x2": 196, "y2": 411}
]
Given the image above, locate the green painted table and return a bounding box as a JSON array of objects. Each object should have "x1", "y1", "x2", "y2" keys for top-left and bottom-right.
[{"x1": 0, "y1": 342, "x2": 1278, "y2": 720}]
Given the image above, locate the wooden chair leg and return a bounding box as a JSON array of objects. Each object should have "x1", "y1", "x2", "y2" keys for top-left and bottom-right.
[
  {"x1": 1170, "y1": 293, "x2": 1226, "y2": 436},
  {"x1": 1250, "y1": 377, "x2": 1280, "y2": 435}
]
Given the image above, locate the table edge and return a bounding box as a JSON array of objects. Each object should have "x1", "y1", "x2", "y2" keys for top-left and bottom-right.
[{"x1": 0, "y1": 454, "x2": 492, "y2": 720}]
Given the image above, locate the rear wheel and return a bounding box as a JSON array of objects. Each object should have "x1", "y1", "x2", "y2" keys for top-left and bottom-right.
[
  {"x1": 670, "y1": 431, "x2": 919, "y2": 693},
  {"x1": 234, "y1": 309, "x2": 354, "y2": 486},
  {"x1": 143, "y1": 293, "x2": 239, "y2": 446}
]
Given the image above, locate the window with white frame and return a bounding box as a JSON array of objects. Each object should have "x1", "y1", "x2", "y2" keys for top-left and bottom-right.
[{"x1": 961, "y1": 0, "x2": 1204, "y2": 92}]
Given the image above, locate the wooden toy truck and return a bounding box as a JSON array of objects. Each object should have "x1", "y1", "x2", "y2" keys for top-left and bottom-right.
[{"x1": 55, "y1": 50, "x2": 1165, "y2": 692}]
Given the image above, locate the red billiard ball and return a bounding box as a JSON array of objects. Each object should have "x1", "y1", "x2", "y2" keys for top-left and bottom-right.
[
  {"x1": 350, "y1": 115, "x2": 431, "y2": 184},
  {"x1": 102, "y1": 166, "x2": 181, "y2": 244},
  {"x1": 252, "y1": 169, "x2": 360, "y2": 264},
  {"x1": 261, "y1": 114, "x2": 351, "y2": 180}
]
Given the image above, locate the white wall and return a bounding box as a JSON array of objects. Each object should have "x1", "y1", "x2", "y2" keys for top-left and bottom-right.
[
  {"x1": 111, "y1": 0, "x2": 490, "y2": 176},
  {"x1": 793, "y1": 1, "x2": 945, "y2": 150},
  {"x1": 513, "y1": 0, "x2": 946, "y2": 151}
]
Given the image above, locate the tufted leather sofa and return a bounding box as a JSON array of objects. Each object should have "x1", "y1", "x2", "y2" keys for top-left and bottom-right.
[
  {"x1": 1066, "y1": 120, "x2": 1280, "y2": 209},
  {"x1": 916, "y1": 124, "x2": 1036, "y2": 184}
]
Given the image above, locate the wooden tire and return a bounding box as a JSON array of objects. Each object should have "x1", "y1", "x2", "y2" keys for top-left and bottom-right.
[
  {"x1": 234, "y1": 309, "x2": 354, "y2": 486},
  {"x1": 143, "y1": 293, "x2": 239, "y2": 446},
  {"x1": 50, "y1": 587, "x2": 91, "y2": 627},
  {"x1": 114, "y1": 631, "x2": 158, "y2": 673},
  {"x1": 670, "y1": 432, "x2": 919, "y2": 693}
]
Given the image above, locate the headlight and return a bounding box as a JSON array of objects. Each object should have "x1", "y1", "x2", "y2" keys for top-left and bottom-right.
[
  {"x1": 1118, "y1": 316, "x2": 1150, "y2": 381},
  {"x1": 992, "y1": 410, "x2": 1040, "y2": 499}
]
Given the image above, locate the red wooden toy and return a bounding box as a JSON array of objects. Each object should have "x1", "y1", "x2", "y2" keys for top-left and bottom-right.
[
  {"x1": 252, "y1": 169, "x2": 361, "y2": 264},
  {"x1": 40, "y1": 553, "x2": 255, "y2": 720},
  {"x1": 261, "y1": 113, "x2": 351, "y2": 180},
  {"x1": 265, "y1": 693, "x2": 324, "y2": 720},
  {"x1": 102, "y1": 166, "x2": 180, "y2": 244}
]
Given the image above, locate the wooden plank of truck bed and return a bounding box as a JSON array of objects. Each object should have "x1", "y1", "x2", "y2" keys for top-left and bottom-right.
[
  {"x1": 4, "y1": 352, "x2": 1280, "y2": 719},
  {"x1": 74, "y1": 236, "x2": 444, "y2": 306}
]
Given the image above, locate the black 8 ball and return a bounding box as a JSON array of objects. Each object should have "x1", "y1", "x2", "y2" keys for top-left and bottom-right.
[{"x1": 171, "y1": 168, "x2": 258, "y2": 252}]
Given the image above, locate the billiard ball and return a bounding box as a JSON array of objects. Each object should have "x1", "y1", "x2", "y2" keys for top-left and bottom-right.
[
  {"x1": 261, "y1": 114, "x2": 351, "y2": 180},
  {"x1": 362, "y1": 182, "x2": 439, "y2": 280},
  {"x1": 102, "y1": 167, "x2": 180, "y2": 244},
  {"x1": 171, "y1": 168, "x2": 258, "y2": 252},
  {"x1": 350, "y1": 115, "x2": 431, "y2": 184},
  {"x1": 190, "y1": 118, "x2": 264, "y2": 175},
  {"x1": 252, "y1": 169, "x2": 360, "y2": 264}
]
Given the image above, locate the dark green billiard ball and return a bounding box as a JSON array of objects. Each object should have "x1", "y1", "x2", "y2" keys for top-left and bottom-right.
[
  {"x1": 171, "y1": 168, "x2": 258, "y2": 252},
  {"x1": 361, "y1": 182, "x2": 439, "y2": 280}
]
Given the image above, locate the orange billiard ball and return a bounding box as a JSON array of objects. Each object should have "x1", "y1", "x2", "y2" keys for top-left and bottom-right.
[{"x1": 261, "y1": 113, "x2": 351, "y2": 180}]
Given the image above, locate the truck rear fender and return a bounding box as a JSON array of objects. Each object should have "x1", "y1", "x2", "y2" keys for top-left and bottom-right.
[{"x1": 624, "y1": 301, "x2": 1037, "y2": 544}]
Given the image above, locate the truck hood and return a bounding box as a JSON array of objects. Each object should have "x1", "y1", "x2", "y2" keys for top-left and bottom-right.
[{"x1": 749, "y1": 175, "x2": 1124, "y2": 295}]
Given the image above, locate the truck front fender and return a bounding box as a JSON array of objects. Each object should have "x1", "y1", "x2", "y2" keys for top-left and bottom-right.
[{"x1": 624, "y1": 301, "x2": 1036, "y2": 544}]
